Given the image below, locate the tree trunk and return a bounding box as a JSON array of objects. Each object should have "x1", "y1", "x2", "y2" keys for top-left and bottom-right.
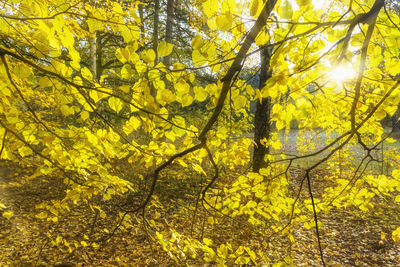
[
  {"x1": 89, "y1": 34, "x2": 97, "y2": 80},
  {"x1": 392, "y1": 106, "x2": 400, "y2": 135},
  {"x1": 152, "y1": 0, "x2": 160, "y2": 59},
  {"x1": 253, "y1": 45, "x2": 273, "y2": 172},
  {"x1": 95, "y1": 33, "x2": 102, "y2": 81},
  {"x1": 163, "y1": 0, "x2": 175, "y2": 67},
  {"x1": 138, "y1": 5, "x2": 145, "y2": 43},
  {"x1": 89, "y1": 31, "x2": 103, "y2": 81},
  {"x1": 150, "y1": 0, "x2": 160, "y2": 98}
]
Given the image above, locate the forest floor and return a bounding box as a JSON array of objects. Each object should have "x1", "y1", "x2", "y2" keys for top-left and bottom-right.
[{"x1": 0, "y1": 160, "x2": 399, "y2": 266}]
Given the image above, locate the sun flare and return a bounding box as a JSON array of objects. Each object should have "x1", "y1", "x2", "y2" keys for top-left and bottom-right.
[{"x1": 329, "y1": 65, "x2": 356, "y2": 83}]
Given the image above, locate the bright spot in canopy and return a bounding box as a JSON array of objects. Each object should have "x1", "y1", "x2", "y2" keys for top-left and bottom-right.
[{"x1": 329, "y1": 65, "x2": 356, "y2": 83}]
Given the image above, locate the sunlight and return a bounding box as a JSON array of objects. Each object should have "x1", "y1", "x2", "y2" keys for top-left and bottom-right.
[{"x1": 329, "y1": 64, "x2": 356, "y2": 83}]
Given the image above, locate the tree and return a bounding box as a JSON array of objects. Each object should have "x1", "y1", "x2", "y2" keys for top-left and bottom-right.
[
  {"x1": 252, "y1": 44, "x2": 273, "y2": 172},
  {"x1": 1, "y1": 0, "x2": 400, "y2": 265}
]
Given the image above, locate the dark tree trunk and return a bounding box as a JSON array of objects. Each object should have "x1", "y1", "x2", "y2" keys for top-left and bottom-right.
[
  {"x1": 152, "y1": 0, "x2": 160, "y2": 59},
  {"x1": 163, "y1": 0, "x2": 174, "y2": 67},
  {"x1": 95, "y1": 33, "x2": 102, "y2": 81},
  {"x1": 392, "y1": 106, "x2": 400, "y2": 135},
  {"x1": 253, "y1": 45, "x2": 273, "y2": 172},
  {"x1": 89, "y1": 35, "x2": 97, "y2": 80},
  {"x1": 138, "y1": 4, "x2": 145, "y2": 42}
]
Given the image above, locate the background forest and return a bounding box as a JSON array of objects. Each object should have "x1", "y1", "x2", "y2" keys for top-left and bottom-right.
[{"x1": 1, "y1": 0, "x2": 400, "y2": 265}]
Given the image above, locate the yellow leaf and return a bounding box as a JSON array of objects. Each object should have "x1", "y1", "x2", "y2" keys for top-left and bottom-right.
[
  {"x1": 121, "y1": 64, "x2": 133, "y2": 79},
  {"x1": 207, "y1": 17, "x2": 217, "y2": 30},
  {"x1": 191, "y1": 35, "x2": 204, "y2": 50},
  {"x1": 135, "y1": 61, "x2": 147, "y2": 74},
  {"x1": 235, "y1": 256, "x2": 250, "y2": 265},
  {"x1": 1, "y1": 84, "x2": 11, "y2": 97},
  {"x1": 203, "y1": 0, "x2": 218, "y2": 17},
  {"x1": 81, "y1": 67, "x2": 93, "y2": 81},
  {"x1": 175, "y1": 80, "x2": 190, "y2": 95},
  {"x1": 39, "y1": 76, "x2": 51, "y2": 88},
  {"x1": 159, "y1": 89, "x2": 176, "y2": 104},
  {"x1": 2, "y1": 211, "x2": 13, "y2": 219},
  {"x1": 216, "y1": 13, "x2": 233, "y2": 31},
  {"x1": 381, "y1": 231, "x2": 386, "y2": 240},
  {"x1": 194, "y1": 86, "x2": 207, "y2": 102},
  {"x1": 123, "y1": 116, "x2": 141, "y2": 135},
  {"x1": 276, "y1": 120, "x2": 284, "y2": 130},
  {"x1": 375, "y1": 108, "x2": 387, "y2": 120},
  {"x1": 87, "y1": 18, "x2": 102, "y2": 33},
  {"x1": 165, "y1": 131, "x2": 175, "y2": 142},
  {"x1": 119, "y1": 85, "x2": 130, "y2": 93},
  {"x1": 280, "y1": 1, "x2": 293, "y2": 19},
  {"x1": 295, "y1": 0, "x2": 312, "y2": 6},
  {"x1": 14, "y1": 64, "x2": 32, "y2": 79},
  {"x1": 121, "y1": 25, "x2": 140, "y2": 43},
  {"x1": 392, "y1": 227, "x2": 400, "y2": 243},
  {"x1": 89, "y1": 90, "x2": 106, "y2": 103},
  {"x1": 115, "y1": 48, "x2": 127, "y2": 64},
  {"x1": 153, "y1": 78, "x2": 165, "y2": 91},
  {"x1": 35, "y1": 211, "x2": 47, "y2": 219},
  {"x1": 60, "y1": 105, "x2": 75, "y2": 116},
  {"x1": 157, "y1": 41, "x2": 173, "y2": 57},
  {"x1": 193, "y1": 164, "x2": 206, "y2": 175},
  {"x1": 108, "y1": 97, "x2": 123, "y2": 113},
  {"x1": 99, "y1": 210, "x2": 106, "y2": 219},
  {"x1": 153, "y1": 211, "x2": 161, "y2": 219},
  {"x1": 192, "y1": 50, "x2": 207, "y2": 66},
  {"x1": 141, "y1": 49, "x2": 156, "y2": 64},
  {"x1": 181, "y1": 95, "x2": 193, "y2": 107},
  {"x1": 203, "y1": 237, "x2": 213, "y2": 246},
  {"x1": 250, "y1": 0, "x2": 262, "y2": 17},
  {"x1": 233, "y1": 95, "x2": 246, "y2": 110},
  {"x1": 81, "y1": 111, "x2": 89, "y2": 121},
  {"x1": 56, "y1": 235, "x2": 63, "y2": 244},
  {"x1": 255, "y1": 31, "x2": 269, "y2": 46},
  {"x1": 384, "y1": 105, "x2": 397, "y2": 116}
]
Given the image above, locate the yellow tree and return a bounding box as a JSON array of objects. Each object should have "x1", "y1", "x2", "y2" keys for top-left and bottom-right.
[{"x1": 1, "y1": 0, "x2": 400, "y2": 265}]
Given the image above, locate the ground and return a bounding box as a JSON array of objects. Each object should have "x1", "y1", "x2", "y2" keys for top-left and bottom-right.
[{"x1": 0, "y1": 142, "x2": 400, "y2": 266}]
